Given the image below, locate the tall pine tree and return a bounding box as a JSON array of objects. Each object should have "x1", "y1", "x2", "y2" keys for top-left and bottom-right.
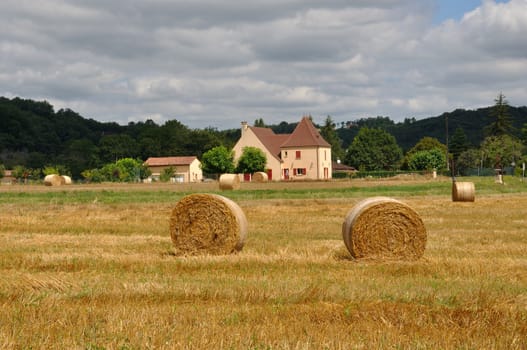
[
  {"x1": 449, "y1": 127, "x2": 470, "y2": 163},
  {"x1": 485, "y1": 92, "x2": 512, "y2": 136}
]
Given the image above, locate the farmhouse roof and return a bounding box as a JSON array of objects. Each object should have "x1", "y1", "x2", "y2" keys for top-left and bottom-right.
[
  {"x1": 144, "y1": 156, "x2": 198, "y2": 166},
  {"x1": 249, "y1": 126, "x2": 290, "y2": 160},
  {"x1": 280, "y1": 116, "x2": 331, "y2": 148}
]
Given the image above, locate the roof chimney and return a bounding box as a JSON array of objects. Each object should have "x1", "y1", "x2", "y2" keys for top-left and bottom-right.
[{"x1": 241, "y1": 121, "x2": 248, "y2": 135}]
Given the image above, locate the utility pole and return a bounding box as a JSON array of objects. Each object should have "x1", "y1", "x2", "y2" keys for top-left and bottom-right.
[{"x1": 445, "y1": 114, "x2": 449, "y2": 171}]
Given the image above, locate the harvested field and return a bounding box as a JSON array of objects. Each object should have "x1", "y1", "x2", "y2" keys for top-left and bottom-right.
[{"x1": 0, "y1": 177, "x2": 526, "y2": 349}]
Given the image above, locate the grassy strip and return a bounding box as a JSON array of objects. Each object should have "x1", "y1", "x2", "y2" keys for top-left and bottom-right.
[
  {"x1": 1, "y1": 176, "x2": 526, "y2": 204},
  {"x1": 0, "y1": 185, "x2": 439, "y2": 204}
]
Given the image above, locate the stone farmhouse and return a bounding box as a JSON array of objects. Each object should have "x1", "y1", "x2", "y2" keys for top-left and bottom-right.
[
  {"x1": 144, "y1": 156, "x2": 202, "y2": 183},
  {"x1": 232, "y1": 116, "x2": 332, "y2": 181}
]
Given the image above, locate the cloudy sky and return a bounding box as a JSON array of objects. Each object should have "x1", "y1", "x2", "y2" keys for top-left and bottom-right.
[{"x1": 1, "y1": 0, "x2": 525, "y2": 129}]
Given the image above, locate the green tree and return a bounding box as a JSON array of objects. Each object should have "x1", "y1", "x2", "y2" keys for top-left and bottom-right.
[
  {"x1": 99, "y1": 134, "x2": 139, "y2": 163},
  {"x1": 138, "y1": 136, "x2": 162, "y2": 159},
  {"x1": 485, "y1": 92, "x2": 512, "y2": 137},
  {"x1": 29, "y1": 168, "x2": 42, "y2": 180},
  {"x1": 480, "y1": 135, "x2": 523, "y2": 169},
  {"x1": 236, "y1": 147, "x2": 267, "y2": 174},
  {"x1": 139, "y1": 162, "x2": 152, "y2": 180},
  {"x1": 43, "y1": 165, "x2": 61, "y2": 175},
  {"x1": 0, "y1": 164, "x2": 4, "y2": 179},
  {"x1": 158, "y1": 120, "x2": 190, "y2": 156},
  {"x1": 186, "y1": 128, "x2": 221, "y2": 158},
  {"x1": 11, "y1": 165, "x2": 29, "y2": 182},
  {"x1": 115, "y1": 158, "x2": 147, "y2": 182},
  {"x1": 344, "y1": 128, "x2": 403, "y2": 171},
  {"x1": 521, "y1": 122, "x2": 527, "y2": 145},
  {"x1": 319, "y1": 115, "x2": 344, "y2": 162},
  {"x1": 403, "y1": 137, "x2": 447, "y2": 169},
  {"x1": 81, "y1": 169, "x2": 96, "y2": 183},
  {"x1": 59, "y1": 139, "x2": 100, "y2": 179},
  {"x1": 41, "y1": 164, "x2": 69, "y2": 176},
  {"x1": 81, "y1": 168, "x2": 105, "y2": 183},
  {"x1": 456, "y1": 149, "x2": 482, "y2": 175},
  {"x1": 100, "y1": 162, "x2": 121, "y2": 182},
  {"x1": 407, "y1": 148, "x2": 446, "y2": 171},
  {"x1": 160, "y1": 166, "x2": 175, "y2": 182},
  {"x1": 26, "y1": 152, "x2": 49, "y2": 170},
  {"x1": 254, "y1": 118, "x2": 266, "y2": 127},
  {"x1": 449, "y1": 127, "x2": 470, "y2": 165},
  {"x1": 201, "y1": 146, "x2": 235, "y2": 176}
]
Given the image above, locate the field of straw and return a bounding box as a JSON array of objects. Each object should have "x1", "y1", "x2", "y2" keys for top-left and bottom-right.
[{"x1": 0, "y1": 176, "x2": 526, "y2": 349}]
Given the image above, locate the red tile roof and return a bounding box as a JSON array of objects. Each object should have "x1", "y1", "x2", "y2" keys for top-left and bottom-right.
[
  {"x1": 250, "y1": 127, "x2": 290, "y2": 160},
  {"x1": 144, "y1": 156, "x2": 198, "y2": 166},
  {"x1": 280, "y1": 116, "x2": 331, "y2": 148}
]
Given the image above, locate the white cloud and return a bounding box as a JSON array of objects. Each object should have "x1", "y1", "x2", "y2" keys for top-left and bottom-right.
[{"x1": 0, "y1": 0, "x2": 525, "y2": 128}]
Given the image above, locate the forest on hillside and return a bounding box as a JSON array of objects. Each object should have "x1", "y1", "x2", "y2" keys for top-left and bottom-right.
[{"x1": 1, "y1": 96, "x2": 526, "y2": 179}]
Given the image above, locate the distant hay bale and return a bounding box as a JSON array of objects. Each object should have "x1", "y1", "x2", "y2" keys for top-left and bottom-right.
[
  {"x1": 219, "y1": 173, "x2": 240, "y2": 190},
  {"x1": 452, "y1": 181, "x2": 475, "y2": 202},
  {"x1": 61, "y1": 175, "x2": 72, "y2": 185},
  {"x1": 342, "y1": 197, "x2": 427, "y2": 260},
  {"x1": 253, "y1": 171, "x2": 268, "y2": 183},
  {"x1": 169, "y1": 193, "x2": 248, "y2": 255},
  {"x1": 44, "y1": 174, "x2": 65, "y2": 186}
]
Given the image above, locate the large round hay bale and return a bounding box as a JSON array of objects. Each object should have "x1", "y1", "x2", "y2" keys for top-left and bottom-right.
[
  {"x1": 342, "y1": 197, "x2": 427, "y2": 260},
  {"x1": 61, "y1": 175, "x2": 72, "y2": 185},
  {"x1": 219, "y1": 173, "x2": 240, "y2": 190},
  {"x1": 169, "y1": 193, "x2": 248, "y2": 255},
  {"x1": 452, "y1": 181, "x2": 475, "y2": 202},
  {"x1": 44, "y1": 174, "x2": 65, "y2": 186},
  {"x1": 252, "y1": 171, "x2": 268, "y2": 183}
]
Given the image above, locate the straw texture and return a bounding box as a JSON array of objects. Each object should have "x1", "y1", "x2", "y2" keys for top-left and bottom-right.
[
  {"x1": 452, "y1": 182, "x2": 475, "y2": 202},
  {"x1": 169, "y1": 194, "x2": 247, "y2": 255},
  {"x1": 61, "y1": 175, "x2": 72, "y2": 185},
  {"x1": 44, "y1": 174, "x2": 65, "y2": 186},
  {"x1": 219, "y1": 174, "x2": 240, "y2": 190},
  {"x1": 342, "y1": 197, "x2": 427, "y2": 260},
  {"x1": 252, "y1": 172, "x2": 268, "y2": 182}
]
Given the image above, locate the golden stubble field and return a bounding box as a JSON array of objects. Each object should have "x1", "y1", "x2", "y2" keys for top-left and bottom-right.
[{"x1": 0, "y1": 178, "x2": 526, "y2": 349}]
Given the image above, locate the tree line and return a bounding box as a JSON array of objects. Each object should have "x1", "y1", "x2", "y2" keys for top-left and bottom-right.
[
  {"x1": 323, "y1": 93, "x2": 527, "y2": 176},
  {"x1": 0, "y1": 97, "x2": 238, "y2": 179},
  {"x1": 1, "y1": 94, "x2": 526, "y2": 182}
]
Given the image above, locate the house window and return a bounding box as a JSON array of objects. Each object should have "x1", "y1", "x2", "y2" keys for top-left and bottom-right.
[
  {"x1": 293, "y1": 168, "x2": 306, "y2": 176},
  {"x1": 284, "y1": 151, "x2": 288, "y2": 158},
  {"x1": 295, "y1": 151, "x2": 301, "y2": 159},
  {"x1": 324, "y1": 150, "x2": 327, "y2": 161}
]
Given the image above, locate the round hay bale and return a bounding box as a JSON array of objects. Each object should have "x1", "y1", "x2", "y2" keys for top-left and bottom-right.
[
  {"x1": 61, "y1": 175, "x2": 72, "y2": 185},
  {"x1": 169, "y1": 193, "x2": 248, "y2": 255},
  {"x1": 219, "y1": 173, "x2": 240, "y2": 190},
  {"x1": 342, "y1": 197, "x2": 427, "y2": 260},
  {"x1": 44, "y1": 174, "x2": 65, "y2": 186},
  {"x1": 253, "y1": 171, "x2": 268, "y2": 183},
  {"x1": 452, "y1": 181, "x2": 475, "y2": 202}
]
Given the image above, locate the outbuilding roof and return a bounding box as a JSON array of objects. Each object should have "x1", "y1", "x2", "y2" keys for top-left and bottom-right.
[{"x1": 144, "y1": 156, "x2": 198, "y2": 166}]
